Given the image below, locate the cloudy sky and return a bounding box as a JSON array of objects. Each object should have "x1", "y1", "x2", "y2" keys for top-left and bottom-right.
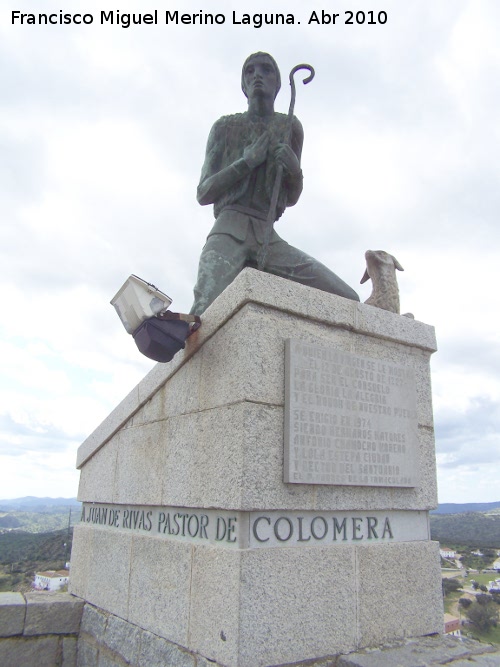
[{"x1": 1, "y1": 0, "x2": 499, "y2": 503}]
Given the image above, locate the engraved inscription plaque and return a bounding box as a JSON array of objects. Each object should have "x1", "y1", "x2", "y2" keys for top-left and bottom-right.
[
  {"x1": 80, "y1": 503, "x2": 429, "y2": 549},
  {"x1": 284, "y1": 339, "x2": 420, "y2": 487}
]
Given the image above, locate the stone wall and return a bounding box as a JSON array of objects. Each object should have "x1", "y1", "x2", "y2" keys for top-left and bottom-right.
[
  {"x1": 77, "y1": 603, "x2": 215, "y2": 667},
  {"x1": 77, "y1": 603, "x2": 500, "y2": 667},
  {"x1": 0, "y1": 591, "x2": 83, "y2": 667},
  {"x1": 2, "y1": 594, "x2": 500, "y2": 666}
]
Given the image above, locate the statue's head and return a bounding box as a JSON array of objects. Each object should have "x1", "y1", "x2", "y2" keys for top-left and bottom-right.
[{"x1": 241, "y1": 52, "x2": 281, "y2": 100}]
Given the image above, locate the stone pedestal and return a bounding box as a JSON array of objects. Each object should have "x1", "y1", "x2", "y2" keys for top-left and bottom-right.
[{"x1": 70, "y1": 268, "x2": 443, "y2": 667}]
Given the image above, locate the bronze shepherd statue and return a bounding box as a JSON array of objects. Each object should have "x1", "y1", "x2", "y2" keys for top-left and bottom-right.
[{"x1": 191, "y1": 52, "x2": 359, "y2": 315}]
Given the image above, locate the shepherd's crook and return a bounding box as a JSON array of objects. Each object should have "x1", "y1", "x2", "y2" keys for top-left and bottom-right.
[{"x1": 257, "y1": 63, "x2": 315, "y2": 271}]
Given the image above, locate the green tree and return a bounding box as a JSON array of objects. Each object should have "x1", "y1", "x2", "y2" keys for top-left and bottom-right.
[
  {"x1": 465, "y1": 601, "x2": 498, "y2": 632},
  {"x1": 482, "y1": 548, "x2": 497, "y2": 558},
  {"x1": 442, "y1": 578, "x2": 462, "y2": 596},
  {"x1": 459, "y1": 598, "x2": 472, "y2": 609},
  {"x1": 476, "y1": 593, "x2": 493, "y2": 606}
]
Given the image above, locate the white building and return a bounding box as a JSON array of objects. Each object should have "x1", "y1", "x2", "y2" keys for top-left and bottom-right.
[
  {"x1": 33, "y1": 569, "x2": 69, "y2": 591},
  {"x1": 488, "y1": 578, "x2": 500, "y2": 593},
  {"x1": 440, "y1": 547, "x2": 456, "y2": 559}
]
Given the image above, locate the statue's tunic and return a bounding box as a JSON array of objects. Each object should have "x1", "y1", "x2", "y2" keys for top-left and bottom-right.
[
  {"x1": 198, "y1": 111, "x2": 303, "y2": 223},
  {"x1": 191, "y1": 112, "x2": 359, "y2": 315}
]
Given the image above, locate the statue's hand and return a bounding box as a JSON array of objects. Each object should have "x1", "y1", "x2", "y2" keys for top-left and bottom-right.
[
  {"x1": 275, "y1": 144, "x2": 301, "y2": 177},
  {"x1": 243, "y1": 132, "x2": 270, "y2": 169}
]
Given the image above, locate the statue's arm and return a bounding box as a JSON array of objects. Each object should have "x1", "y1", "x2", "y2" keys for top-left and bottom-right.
[
  {"x1": 197, "y1": 119, "x2": 268, "y2": 206},
  {"x1": 281, "y1": 117, "x2": 304, "y2": 206}
]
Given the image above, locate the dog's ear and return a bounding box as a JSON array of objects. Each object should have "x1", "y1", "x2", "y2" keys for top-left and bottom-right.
[
  {"x1": 391, "y1": 256, "x2": 404, "y2": 271},
  {"x1": 360, "y1": 269, "x2": 370, "y2": 284}
]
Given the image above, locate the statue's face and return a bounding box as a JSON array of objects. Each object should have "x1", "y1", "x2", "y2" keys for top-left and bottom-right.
[{"x1": 242, "y1": 55, "x2": 279, "y2": 101}]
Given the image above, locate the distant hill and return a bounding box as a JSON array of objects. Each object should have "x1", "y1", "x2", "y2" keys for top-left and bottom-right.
[
  {"x1": 428, "y1": 502, "x2": 500, "y2": 547},
  {"x1": 0, "y1": 498, "x2": 81, "y2": 534},
  {"x1": 431, "y1": 501, "x2": 500, "y2": 515},
  {"x1": 0, "y1": 528, "x2": 72, "y2": 565},
  {"x1": 0, "y1": 497, "x2": 81, "y2": 512},
  {"x1": 430, "y1": 512, "x2": 500, "y2": 547},
  {"x1": 0, "y1": 515, "x2": 21, "y2": 529},
  {"x1": 2, "y1": 497, "x2": 497, "y2": 515}
]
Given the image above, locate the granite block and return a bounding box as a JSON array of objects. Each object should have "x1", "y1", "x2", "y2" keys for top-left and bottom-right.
[
  {"x1": 128, "y1": 534, "x2": 191, "y2": 647},
  {"x1": 102, "y1": 613, "x2": 141, "y2": 663},
  {"x1": 97, "y1": 652, "x2": 128, "y2": 667},
  {"x1": 77, "y1": 637, "x2": 100, "y2": 667},
  {"x1": 204, "y1": 268, "x2": 436, "y2": 352},
  {"x1": 356, "y1": 540, "x2": 443, "y2": 647},
  {"x1": 85, "y1": 530, "x2": 132, "y2": 620},
  {"x1": 159, "y1": 350, "x2": 203, "y2": 419},
  {"x1": 203, "y1": 267, "x2": 359, "y2": 334},
  {"x1": 24, "y1": 592, "x2": 84, "y2": 635},
  {"x1": 199, "y1": 305, "x2": 272, "y2": 407},
  {"x1": 415, "y1": 425, "x2": 439, "y2": 509},
  {"x1": 411, "y1": 349, "x2": 435, "y2": 428},
  {"x1": 302, "y1": 280, "x2": 359, "y2": 327},
  {"x1": 161, "y1": 403, "x2": 315, "y2": 510},
  {"x1": 355, "y1": 300, "x2": 437, "y2": 352},
  {"x1": 0, "y1": 591, "x2": 25, "y2": 637},
  {"x1": 126, "y1": 389, "x2": 163, "y2": 428},
  {"x1": 138, "y1": 630, "x2": 195, "y2": 667},
  {"x1": 189, "y1": 546, "x2": 242, "y2": 666},
  {"x1": 69, "y1": 525, "x2": 95, "y2": 600},
  {"x1": 77, "y1": 434, "x2": 118, "y2": 503},
  {"x1": 113, "y1": 421, "x2": 167, "y2": 505},
  {"x1": 238, "y1": 547, "x2": 358, "y2": 666},
  {"x1": 62, "y1": 636, "x2": 78, "y2": 667},
  {"x1": 198, "y1": 303, "x2": 353, "y2": 412},
  {"x1": 352, "y1": 334, "x2": 435, "y2": 428},
  {"x1": 160, "y1": 407, "x2": 243, "y2": 509},
  {"x1": 130, "y1": 350, "x2": 203, "y2": 427},
  {"x1": 189, "y1": 544, "x2": 358, "y2": 667},
  {"x1": 80, "y1": 603, "x2": 108, "y2": 641},
  {"x1": 0, "y1": 636, "x2": 59, "y2": 667},
  {"x1": 237, "y1": 403, "x2": 315, "y2": 510}
]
